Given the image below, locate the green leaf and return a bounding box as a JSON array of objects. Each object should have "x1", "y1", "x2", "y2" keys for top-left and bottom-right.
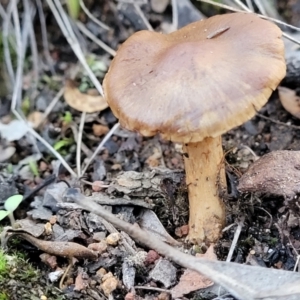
[
  {"x1": 21, "y1": 96, "x2": 30, "y2": 116},
  {"x1": 4, "y1": 195, "x2": 23, "y2": 212},
  {"x1": 0, "y1": 210, "x2": 9, "y2": 221},
  {"x1": 63, "y1": 111, "x2": 73, "y2": 124},
  {"x1": 29, "y1": 160, "x2": 39, "y2": 177},
  {"x1": 53, "y1": 138, "x2": 73, "y2": 151}
]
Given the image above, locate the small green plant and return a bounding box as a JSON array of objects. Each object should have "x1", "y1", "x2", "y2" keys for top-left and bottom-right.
[
  {"x1": 0, "y1": 249, "x2": 8, "y2": 276},
  {"x1": 62, "y1": 111, "x2": 73, "y2": 124},
  {"x1": 29, "y1": 160, "x2": 39, "y2": 177},
  {"x1": 21, "y1": 96, "x2": 31, "y2": 116},
  {"x1": 0, "y1": 194, "x2": 23, "y2": 226},
  {"x1": 5, "y1": 164, "x2": 13, "y2": 174},
  {"x1": 53, "y1": 138, "x2": 74, "y2": 153}
]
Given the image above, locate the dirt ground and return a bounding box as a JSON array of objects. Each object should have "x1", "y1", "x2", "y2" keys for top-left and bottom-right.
[{"x1": 1, "y1": 1, "x2": 300, "y2": 300}]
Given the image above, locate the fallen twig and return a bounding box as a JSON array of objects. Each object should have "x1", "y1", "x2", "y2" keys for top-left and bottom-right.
[{"x1": 226, "y1": 216, "x2": 244, "y2": 262}]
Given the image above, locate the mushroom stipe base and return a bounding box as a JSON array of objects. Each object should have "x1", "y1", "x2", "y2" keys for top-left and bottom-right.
[{"x1": 183, "y1": 136, "x2": 226, "y2": 244}]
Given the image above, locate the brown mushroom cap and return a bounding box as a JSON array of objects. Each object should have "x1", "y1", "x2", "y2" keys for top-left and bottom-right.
[{"x1": 103, "y1": 13, "x2": 286, "y2": 143}]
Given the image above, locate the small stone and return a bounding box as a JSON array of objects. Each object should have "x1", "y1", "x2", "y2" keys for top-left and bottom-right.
[
  {"x1": 149, "y1": 258, "x2": 177, "y2": 288},
  {"x1": 175, "y1": 225, "x2": 189, "y2": 237},
  {"x1": 158, "y1": 292, "x2": 170, "y2": 300},
  {"x1": 40, "y1": 295, "x2": 47, "y2": 300},
  {"x1": 145, "y1": 250, "x2": 160, "y2": 265},
  {"x1": 39, "y1": 161, "x2": 48, "y2": 172},
  {"x1": 100, "y1": 272, "x2": 118, "y2": 296},
  {"x1": 106, "y1": 232, "x2": 120, "y2": 246},
  {"x1": 93, "y1": 124, "x2": 109, "y2": 137},
  {"x1": 129, "y1": 251, "x2": 147, "y2": 266},
  {"x1": 92, "y1": 181, "x2": 105, "y2": 192},
  {"x1": 93, "y1": 231, "x2": 107, "y2": 241},
  {"x1": 125, "y1": 292, "x2": 135, "y2": 300},
  {"x1": 44, "y1": 222, "x2": 52, "y2": 235},
  {"x1": 96, "y1": 268, "x2": 107, "y2": 281},
  {"x1": 40, "y1": 253, "x2": 57, "y2": 269},
  {"x1": 48, "y1": 269, "x2": 64, "y2": 282},
  {"x1": 49, "y1": 215, "x2": 57, "y2": 225},
  {"x1": 150, "y1": 0, "x2": 169, "y2": 13},
  {"x1": 88, "y1": 241, "x2": 108, "y2": 254}
]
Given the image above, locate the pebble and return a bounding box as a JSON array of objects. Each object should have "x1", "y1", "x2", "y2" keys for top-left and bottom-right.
[
  {"x1": 149, "y1": 258, "x2": 177, "y2": 288},
  {"x1": 106, "y1": 232, "x2": 120, "y2": 246},
  {"x1": 145, "y1": 250, "x2": 160, "y2": 265},
  {"x1": 48, "y1": 269, "x2": 64, "y2": 282},
  {"x1": 100, "y1": 272, "x2": 118, "y2": 296},
  {"x1": 88, "y1": 241, "x2": 108, "y2": 254},
  {"x1": 93, "y1": 231, "x2": 107, "y2": 241}
]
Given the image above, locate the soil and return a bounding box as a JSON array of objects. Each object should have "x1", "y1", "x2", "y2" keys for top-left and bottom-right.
[{"x1": 1, "y1": 1, "x2": 300, "y2": 300}]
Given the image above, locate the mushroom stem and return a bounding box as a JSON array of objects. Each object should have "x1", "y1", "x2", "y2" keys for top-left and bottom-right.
[{"x1": 183, "y1": 136, "x2": 226, "y2": 244}]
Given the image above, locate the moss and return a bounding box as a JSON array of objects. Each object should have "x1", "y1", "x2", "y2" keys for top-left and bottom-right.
[{"x1": 0, "y1": 247, "x2": 65, "y2": 299}]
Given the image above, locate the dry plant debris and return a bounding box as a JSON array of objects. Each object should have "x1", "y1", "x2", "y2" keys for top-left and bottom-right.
[
  {"x1": 64, "y1": 79, "x2": 108, "y2": 113},
  {"x1": 171, "y1": 245, "x2": 216, "y2": 297},
  {"x1": 278, "y1": 86, "x2": 300, "y2": 118}
]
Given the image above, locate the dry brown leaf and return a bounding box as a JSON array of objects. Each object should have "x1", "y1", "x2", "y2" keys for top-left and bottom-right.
[
  {"x1": 278, "y1": 86, "x2": 300, "y2": 118},
  {"x1": 27, "y1": 111, "x2": 44, "y2": 129},
  {"x1": 171, "y1": 245, "x2": 216, "y2": 298},
  {"x1": 64, "y1": 79, "x2": 108, "y2": 113}
]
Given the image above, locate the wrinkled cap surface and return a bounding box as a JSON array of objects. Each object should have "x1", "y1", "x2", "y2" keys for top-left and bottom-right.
[{"x1": 103, "y1": 13, "x2": 286, "y2": 143}]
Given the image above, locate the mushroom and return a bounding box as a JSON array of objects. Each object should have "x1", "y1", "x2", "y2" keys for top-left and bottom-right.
[{"x1": 103, "y1": 13, "x2": 286, "y2": 244}]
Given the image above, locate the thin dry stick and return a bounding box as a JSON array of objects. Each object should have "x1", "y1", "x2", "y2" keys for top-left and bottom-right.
[
  {"x1": 294, "y1": 255, "x2": 300, "y2": 272},
  {"x1": 11, "y1": 0, "x2": 26, "y2": 111},
  {"x1": 253, "y1": 0, "x2": 266, "y2": 15},
  {"x1": 80, "y1": 179, "x2": 109, "y2": 188},
  {"x1": 245, "y1": 0, "x2": 254, "y2": 11},
  {"x1": 198, "y1": 0, "x2": 300, "y2": 45},
  {"x1": 254, "y1": 206, "x2": 273, "y2": 229},
  {"x1": 76, "y1": 21, "x2": 116, "y2": 56},
  {"x1": 35, "y1": 0, "x2": 55, "y2": 74},
  {"x1": 70, "y1": 124, "x2": 93, "y2": 157},
  {"x1": 240, "y1": 145, "x2": 258, "y2": 159},
  {"x1": 46, "y1": 0, "x2": 104, "y2": 96},
  {"x1": 77, "y1": 112, "x2": 86, "y2": 177},
  {"x1": 133, "y1": 2, "x2": 154, "y2": 31},
  {"x1": 10, "y1": 0, "x2": 77, "y2": 177},
  {"x1": 79, "y1": 0, "x2": 110, "y2": 31},
  {"x1": 171, "y1": 0, "x2": 178, "y2": 31},
  {"x1": 226, "y1": 216, "x2": 244, "y2": 262},
  {"x1": 2, "y1": 1, "x2": 15, "y2": 84},
  {"x1": 81, "y1": 122, "x2": 120, "y2": 176},
  {"x1": 36, "y1": 87, "x2": 64, "y2": 128},
  {"x1": 24, "y1": 0, "x2": 39, "y2": 93},
  {"x1": 256, "y1": 112, "x2": 300, "y2": 130},
  {"x1": 134, "y1": 286, "x2": 171, "y2": 294},
  {"x1": 233, "y1": 0, "x2": 250, "y2": 11},
  {"x1": 117, "y1": 0, "x2": 147, "y2": 3}
]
